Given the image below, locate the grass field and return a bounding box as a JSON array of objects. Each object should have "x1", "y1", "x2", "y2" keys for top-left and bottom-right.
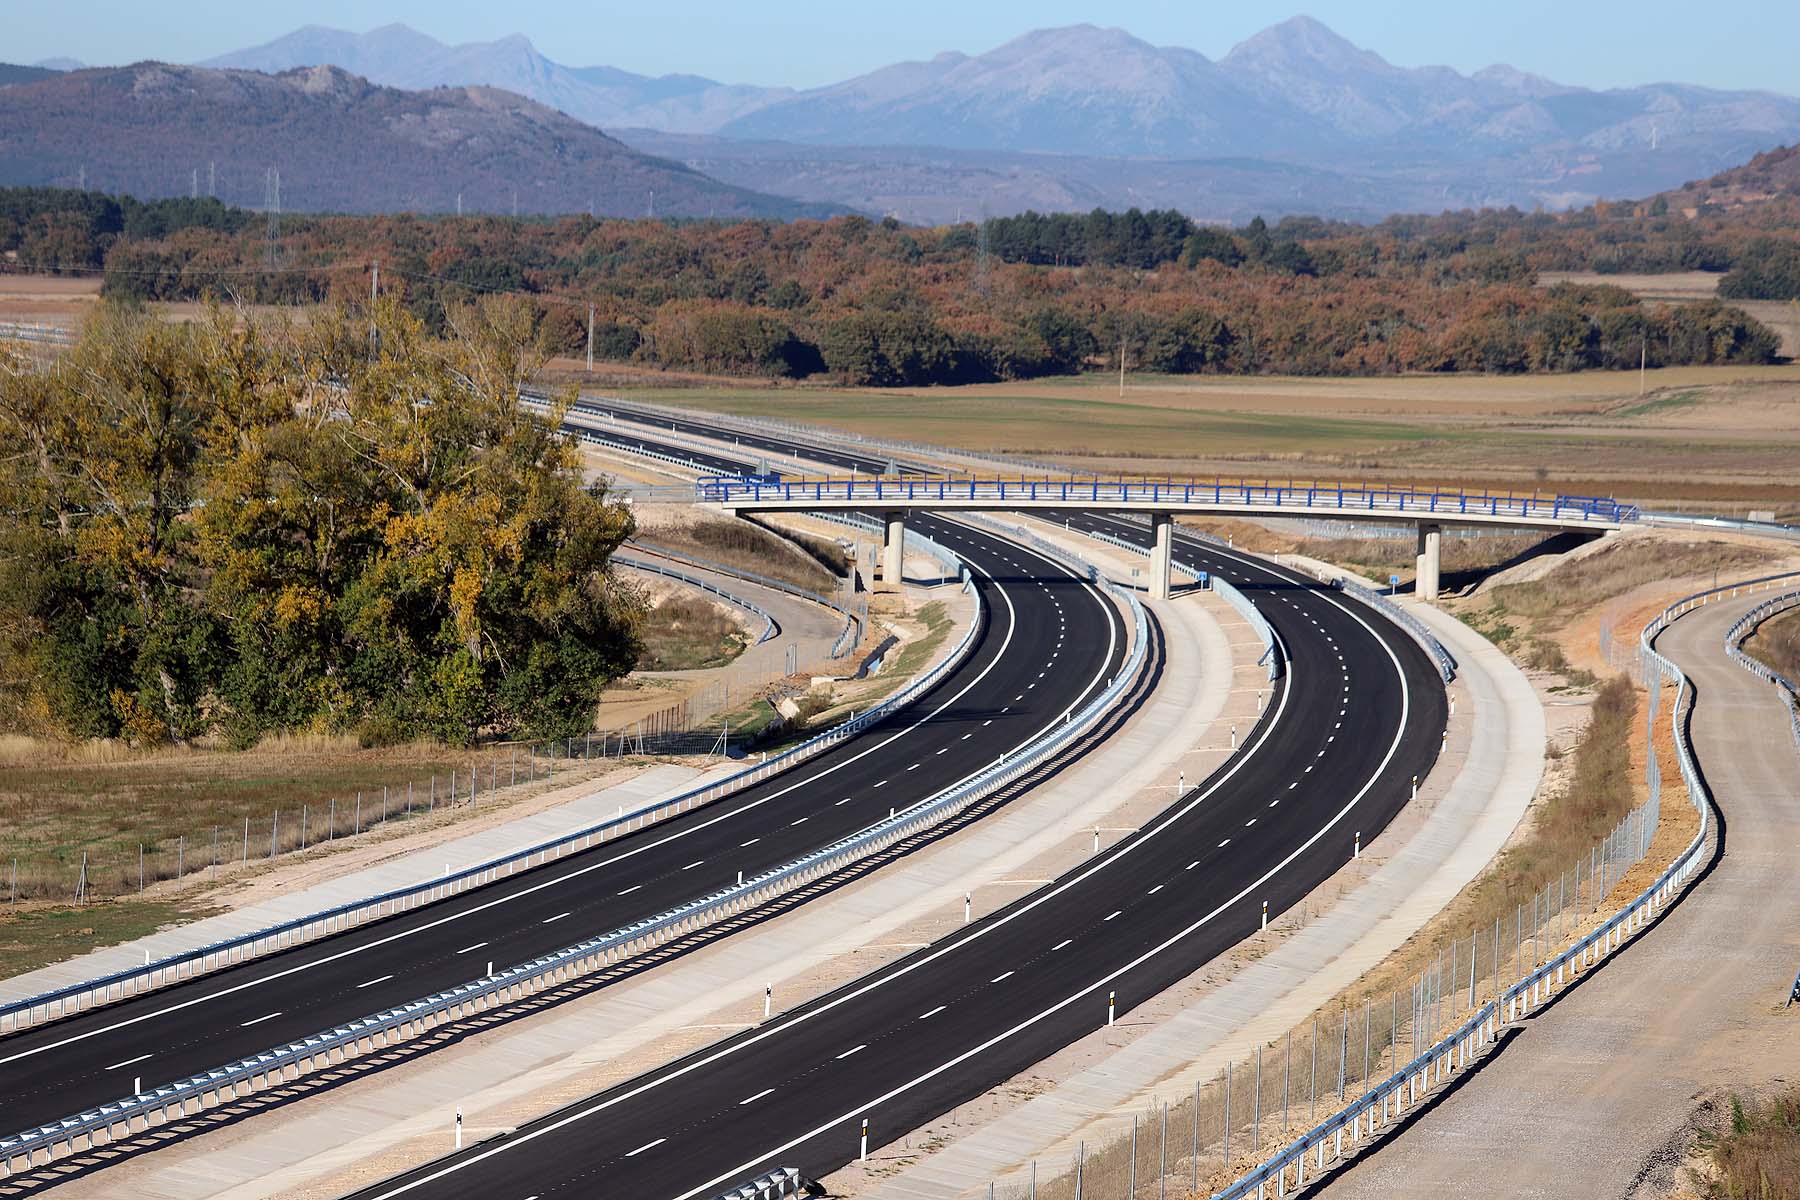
[
  {"x1": 621, "y1": 365, "x2": 1800, "y2": 513},
  {"x1": 1745, "y1": 607, "x2": 1800, "y2": 682},
  {"x1": 0, "y1": 736, "x2": 548, "y2": 902},
  {"x1": 635, "y1": 593, "x2": 748, "y2": 671}
]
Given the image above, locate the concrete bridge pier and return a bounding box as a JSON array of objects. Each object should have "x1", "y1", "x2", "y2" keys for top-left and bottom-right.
[
  {"x1": 1415, "y1": 521, "x2": 1442, "y2": 601},
  {"x1": 1149, "y1": 512, "x2": 1173, "y2": 601},
  {"x1": 880, "y1": 510, "x2": 907, "y2": 593}
]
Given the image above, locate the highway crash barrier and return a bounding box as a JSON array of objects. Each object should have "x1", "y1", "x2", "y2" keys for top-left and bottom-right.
[
  {"x1": 714, "y1": 1166, "x2": 804, "y2": 1200},
  {"x1": 0, "y1": 538, "x2": 1149, "y2": 1177},
  {"x1": 626, "y1": 539, "x2": 866, "y2": 660},
  {"x1": 615, "y1": 557, "x2": 779, "y2": 646},
  {"x1": 0, "y1": 542, "x2": 984, "y2": 1041},
  {"x1": 1036, "y1": 518, "x2": 1285, "y2": 682},
  {"x1": 1202, "y1": 572, "x2": 1786, "y2": 1199},
  {"x1": 1328, "y1": 577, "x2": 1457, "y2": 683},
  {"x1": 1721, "y1": 586, "x2": 1800, "y2": 751}
]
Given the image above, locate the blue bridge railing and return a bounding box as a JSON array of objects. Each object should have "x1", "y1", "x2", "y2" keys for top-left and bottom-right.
[{"x1": 694, "y1": 476, "x2": 1638, "y2": 525}]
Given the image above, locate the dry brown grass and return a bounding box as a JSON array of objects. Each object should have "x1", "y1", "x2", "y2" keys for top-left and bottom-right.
[
  {"x1": 1697, "y1": 1090, "x2": 1800, "y2": 1200},
  {"x1": 636, "y1": 517, "x2": 836, "y2": 592},
  {"x1": 0, "y1": 739, "x2": 540, "y2": 903},
  {"x1": 636, "y1": 366, "x2": 1800, "y2": 509},
  {"x1": 1013, "y1": 532, "x2": 1717, "y2": 1200},
  {"x1": 1746, "y1": 608, "x2": 1800, "y2": 683},
  {"x1": 1482, "y1": 538, "x2": 1772, "y2": 630},
  {"x1": 635, "y1": 594, "x2": 747, "y2": 671}
]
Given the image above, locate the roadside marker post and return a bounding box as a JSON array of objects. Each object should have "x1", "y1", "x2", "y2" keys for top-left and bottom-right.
[
  {"x1": 1108, "y1": 991, "x2": 1116, "y2": 1027},
  {"x1": 1354, "y1": 831, "x2": 1361, "y2": 859},
  {"x1": 860, "y1": 1118, "x2": 869, "y2": 1162},
  {"x1": 1262, "y1": 899, "x2": 1269, "y2": 929},
  {"x1": 964, "y1": 892, "x2": 972, "y2": 923},
  {"x1": 764, "y1": 983, "x2": 772, "y2": 1020},
  {"x1": 454, "y1": 1106, "x2": 462, "y2": 1150}
]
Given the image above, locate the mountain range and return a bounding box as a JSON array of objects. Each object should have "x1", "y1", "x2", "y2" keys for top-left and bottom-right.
[
  {"x1": 11, "y1": 17, "x2": 1800, "y2": 222},
  {"x1": 203, "y1": 24, "x2": 790, "y2": 134},
  {"x1": 0, "y1": 63, "x2": 835, "y2": 219}
]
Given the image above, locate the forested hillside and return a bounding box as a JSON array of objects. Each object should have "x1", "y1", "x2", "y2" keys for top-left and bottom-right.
[{"x1": 3, "y1": 175, "x2": 1794, "y2": 383}]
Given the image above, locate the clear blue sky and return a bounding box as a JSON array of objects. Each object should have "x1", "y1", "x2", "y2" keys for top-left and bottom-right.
[{"x1": 12, "y1": 0, "x2": 1798, "y2": 94}]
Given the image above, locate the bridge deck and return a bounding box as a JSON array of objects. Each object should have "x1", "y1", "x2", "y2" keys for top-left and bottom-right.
[{"x1": 700, "y1": 476, "x2": 1633, "y2": 532}]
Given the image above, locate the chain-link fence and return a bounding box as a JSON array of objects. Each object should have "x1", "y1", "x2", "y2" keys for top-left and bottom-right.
[
  {"x1": 988, "y1": 679, "x2": 1672, "y2": 1200},
  {"x1": 11, "y1": 738, "x2": 650, "y2": 907}
]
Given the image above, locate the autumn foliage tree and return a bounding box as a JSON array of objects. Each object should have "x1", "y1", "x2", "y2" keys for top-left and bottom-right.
[{"x1": 0, "y1": 298, "x2": 640, "y2": 747}]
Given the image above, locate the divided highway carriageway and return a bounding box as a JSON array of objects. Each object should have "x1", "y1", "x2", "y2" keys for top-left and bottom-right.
[
  {"x1": 0, "y1": 430, "x2": 1129, "y2": 1152},
  {"x1": 342, "y1": 408, "x2": 1449, "y2": 1200}
]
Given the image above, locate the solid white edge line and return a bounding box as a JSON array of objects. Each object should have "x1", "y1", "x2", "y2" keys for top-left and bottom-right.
[
  {"x1": 349, "y1": 525, "x2": 1189, "y2": 1200},
  {"x1": 2, "y1": 519, "x2": 1113, "y2": 1071}
]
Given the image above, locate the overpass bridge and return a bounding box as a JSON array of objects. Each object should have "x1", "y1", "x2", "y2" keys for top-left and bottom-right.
[{"x1": 697, "y1": 475, "x2": 1636, "y2": 601}]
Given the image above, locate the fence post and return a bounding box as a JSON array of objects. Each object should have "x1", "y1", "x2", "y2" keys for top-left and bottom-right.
[{"x1": 1253, "y1": 1044, "x2": 1262, "y2": 1157}]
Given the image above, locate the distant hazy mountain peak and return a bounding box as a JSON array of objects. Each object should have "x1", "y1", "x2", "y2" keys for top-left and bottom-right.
[
  {"x1": 1222, "y1": 14, "x2": 1385, "y2": 73},
  {"x1": 1472, "y1": 62, "x2": 1570, "y2": 98}
]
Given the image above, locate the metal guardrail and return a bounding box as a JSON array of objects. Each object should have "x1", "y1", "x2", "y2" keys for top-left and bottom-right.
[
  {"x1": 1208, "y1": 568, "x2": 1756, "y2": 1198},
  {"x1": 627, "y1": 541, "x2": 862, "y2": 659},
  {"x1": 1722, "y1": 589, "x2": 1800, "y2": 751},
  {"x1": 714, "y1": 1166, "x2": 804, "y2": 1200},
  {"x1": 1641, "y1": 511, "x2": 1800, "y2": 542},
  {"x1": 1210, "y1": 576, "x2": 1283, "y2": 683},
  {"x1": 0, "y1": 543, "x2": 983, "y2": 1039},
  {"x1": 0, "y1": 321, "x2": 75, "y2": 346},
  {"x1": 1061, "y1": 521, "x2": 1283, "y2": 681},
  {"x1": 696, "y1": 475, "x2": 1640, "y2": 526},
  {"x1": 565, "y1": 393, "x2": 998, "y2": 477},
  {"x1": 0, "y1": 540, "x2": 1147, "y2": 1177},
  {"x1": 566, "y1": 426, "x2": 726, "y2": 475},
  {"x1": 616, "y1": 556, "x2": 778, "y2": 645},
  {"x1": 1330, "y1": 578, "x2": 1458, "y2": 683}
]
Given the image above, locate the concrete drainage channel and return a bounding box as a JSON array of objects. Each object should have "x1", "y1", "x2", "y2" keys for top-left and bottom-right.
[
  {"x1": 0, "y1": 535, "x2": 1147, "y2": 1178},
  {"x1": 1192, "y1": 573, "x2": 1771, "y2": 1199}
]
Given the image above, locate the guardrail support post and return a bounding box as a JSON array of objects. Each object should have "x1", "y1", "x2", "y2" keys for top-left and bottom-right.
[
  {"x1": 1415, "y1": 522, "x2": 1442, "y2": 601},
  {"x1": 1150, "y1": 512, "x2": 1173, "y2": 601}
]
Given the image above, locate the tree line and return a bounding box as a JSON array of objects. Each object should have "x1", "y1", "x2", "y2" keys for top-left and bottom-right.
[
  {"x1": 1, "y1": 187, "x2": 1791, "y2": 385},
  {"x1": 0, "y1": 299, "x2": 641, "y2": 747}
]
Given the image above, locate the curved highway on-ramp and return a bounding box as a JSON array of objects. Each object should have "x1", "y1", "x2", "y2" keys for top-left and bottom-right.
[
  {"x1": 343, "y1": 410, "x2": 1448, "y2": 1200},
  {"x1": 0, "y1": 437, "x2": 1127, "y2": 1146}
]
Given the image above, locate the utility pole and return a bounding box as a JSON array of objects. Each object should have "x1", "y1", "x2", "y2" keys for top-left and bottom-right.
[
  {"x1": 975, "y1": 216, "x2": 990, "y2": 297},
  {"x1": 264, "y1": 168, "x2": 281, "y2": 268},
  {"x1": 586, "y1": 303, "x2": 595, "y2": 372},
  {"x1": 648, "y1": 189, "x2": 655, "y2": 219},
  {"x1": 1119, "y1": 333, "x2": 1127, "y2": 397},
  {"x1": 511, "y1": 189, "x2": 518, "y2": 217},
  {"x1": 191, "y1": 168, "x2": 198, "y2": 199},
  {"x1": 208, "y1": 160, "x2": 215, "y2": 197},
  {"x1": 1639, "y1": 335, "x2": 1647, "y2": 396},
  {"x1": 456, "y1": 192, "x2": 462, "y2": 217}
]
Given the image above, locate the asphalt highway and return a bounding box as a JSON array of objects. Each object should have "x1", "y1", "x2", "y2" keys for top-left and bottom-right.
[
  {"x1": 0, "y1": 437, "x2": 1127, "y2": 1140},
  {"x1": 344, "y1": 460, "x2": 1448, "y2": 1199}
]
